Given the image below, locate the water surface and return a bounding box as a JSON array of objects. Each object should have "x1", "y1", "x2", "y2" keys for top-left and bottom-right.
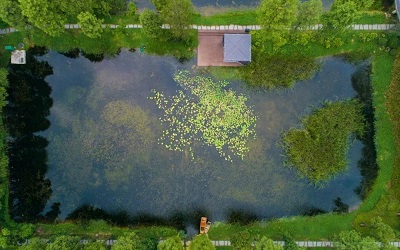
[{"x1": 40, "y1": 50, "x2": 365, "y2": 220}]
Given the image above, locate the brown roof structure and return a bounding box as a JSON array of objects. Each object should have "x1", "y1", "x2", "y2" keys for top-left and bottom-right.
[{"x1": 197, "y1": 30, "x2": 250, "y2": 67}]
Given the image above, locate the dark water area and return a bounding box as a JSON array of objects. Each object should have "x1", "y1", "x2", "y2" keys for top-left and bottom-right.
[
  {"x1": 5, "y1": 47, "x2": 54, "y2": 222},
  {"x1": 24, "y1": 49, "x2": 377, "y2": 225}
]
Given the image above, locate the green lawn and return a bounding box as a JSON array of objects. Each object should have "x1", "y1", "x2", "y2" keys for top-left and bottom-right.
[{"x1": 192, "y1": 9, "x2": 257, "y2": 25}]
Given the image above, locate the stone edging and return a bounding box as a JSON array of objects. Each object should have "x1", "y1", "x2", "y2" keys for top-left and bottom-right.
[{"x1": 0, "y1": 24, "x2": 396, "y2": 35}]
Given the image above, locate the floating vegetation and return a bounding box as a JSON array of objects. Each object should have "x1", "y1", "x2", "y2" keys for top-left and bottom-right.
[
  {"x1": 150, "y1": 71, "x2": 257, "y2": 161},
  {"x1": 282, "y1": 99, "x2": 365, "y2": 184}
]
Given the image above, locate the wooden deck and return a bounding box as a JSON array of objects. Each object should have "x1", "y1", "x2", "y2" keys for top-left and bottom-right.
[{"x1": 197, "y1": 30, "x2": 245, "y2": 67}]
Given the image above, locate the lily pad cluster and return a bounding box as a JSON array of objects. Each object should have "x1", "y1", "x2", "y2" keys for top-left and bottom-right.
[{"x1": 150, "y1": 71, "x2": 257, "y2": 161}]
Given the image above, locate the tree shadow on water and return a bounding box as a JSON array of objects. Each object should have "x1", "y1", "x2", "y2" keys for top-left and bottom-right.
[{"x1": 4, "y1": 47, "x2": 55, "y2": 223}]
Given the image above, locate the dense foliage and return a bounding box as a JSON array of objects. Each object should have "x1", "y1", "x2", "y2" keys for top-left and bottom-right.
[
  {"x1": 77, "y1": 12, "x2": 103, "y2": 39},
  {"x1": 151, "y1": 0, "x2": 194, "y2": 40},
  {"x1": 111, "y1": 232, "x2": 157, "y2": 250},
  {"x1": 255, "y1": 237, "x2": 284, "y2": 250},
  {"x1": 283, "y1": 100, "x2": 365, "y2": 183},
  {"x1": 157, "y1": 235, "x2": 183, "y2": 250},
  {"x1": 188, "y1": 234, "x2": 215, "y2": 250},
  {"x1": 140, "y1": 9, "x2": 163, "y2": 39},
  {"x1": 150, "y1": 71, "x2": 257, "y2": 161},
  {"x1": 334, "y1": 220, "x2": 397, "y2": 250},
  {"x1": 230, "y1": 230, "x2": 253, "y2": 250},
  {"x1": 0, "y1": 0, "x2": 120, "y2": 36}
]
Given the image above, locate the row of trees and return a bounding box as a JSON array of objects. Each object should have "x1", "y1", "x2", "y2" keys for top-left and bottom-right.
[
  {"x1": 139, "y1": 0, "x2": 195, "y2": 42},
  {"x1": 257, "y1": 0, "x2": 375, "y2": 51},
  {"x1": 0, "y1": 0, "x2": 194, "y2": 40},
  {"x1": 0, "y1": 0, "x2": 132, "y2": 37},
  {"x1": 15, "y1": 217, "x2": 398, "y2": 250},
  {"x1": 0, "y1": 0, "x2": 379, "y2": 44}
]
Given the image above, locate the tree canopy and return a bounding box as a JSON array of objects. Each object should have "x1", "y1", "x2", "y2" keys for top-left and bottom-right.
[
  {"x1": 151, "y1": 0, "x2": 194, "y2": 40},
  {"x1": 334, "y1": 230, "x2": 379, "y2": 250},
  {"x1": 0, "y1": 0, "x2": 27, "y2": 29},
  {"x1": 19, "y1": 0, "x2": 66, "y2": 36},
  {"x1": 230, "y1": 231, "x2": 253, "y2": 250},
  {"x1": 140, "y1": 9, "x2": 163, "y2": 39},
  {"x1": 111, "y1": 232, "x2": 156, "y2": 250},
  {"x1": 150, "y1": 71, "x2": 257, "y2": 161},
  {"x1": 255, "y1": 237, "x2": 284, "y2": 250},
  {"x1": 189, "y1": 235, "x2": 215, "y2": 250},
  {"x1": 257, "y1": 0, "x2": 299, "y2": 49},
  {"x1": 77, "y1": 11, "x2": 103, "y2": 38},
  {"x1": 46, "y1": 236, "x2": 82, "y2": 250},
  {"x1": 296, "y1": 0, "x2": 323, "y2": 29},
  {"x1": 157, "y1": 235, "x2": 183, "y2": 250}
]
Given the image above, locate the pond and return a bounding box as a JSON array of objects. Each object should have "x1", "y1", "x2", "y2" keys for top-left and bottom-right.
[{"x1": 35, "y1": 50, "x2": 371, "y2": 222}]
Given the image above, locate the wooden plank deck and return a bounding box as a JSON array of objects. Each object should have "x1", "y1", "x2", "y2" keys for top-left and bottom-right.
[{"x1": 197, "y1": 30, "x2": 245, "y2": 67}]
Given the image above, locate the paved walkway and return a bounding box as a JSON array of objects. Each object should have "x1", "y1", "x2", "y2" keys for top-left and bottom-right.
[
  {"x1": 209, "y1": 240, "x2": 400, "y2": 247},
  {"x1": 95, "y1": 239, "x2": 400, "y2": 248},
  {"x1": 20, "y1": 238, "x2": 400, "y2": 248},
  {"x1": 0, "y1": 23, "x2": 397, "y2": 35}
]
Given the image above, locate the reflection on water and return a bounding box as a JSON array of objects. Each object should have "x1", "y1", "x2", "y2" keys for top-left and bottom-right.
[{"x1": 37, "y1": 50, "x2": 370, "y2": 222}]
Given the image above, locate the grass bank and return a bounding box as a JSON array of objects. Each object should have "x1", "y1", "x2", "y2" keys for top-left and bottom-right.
[
  {"x1": 353, "y1": 52, "x2": 400, "y2": 234},
  {"x1": 36, "y1": 221, "x2": 178, "y2": 239}
]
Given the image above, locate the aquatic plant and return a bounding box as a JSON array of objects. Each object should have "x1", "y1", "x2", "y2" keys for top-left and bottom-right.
[
  {"x1": 282, "y1": 100, "x2": 365, "y2": 183},
  {"x1": 150, "y1": 71, "x2": 257, "y2": 161}
]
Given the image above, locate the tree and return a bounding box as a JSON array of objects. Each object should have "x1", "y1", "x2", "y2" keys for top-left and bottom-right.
[
  {"x1": 321, "y1": 0, "x2": 359, "y2": 34},
  {"x1": 19, "y1": 0, "x2": 66, "y2": 36},
  {"x1": 354, "y1": 0, "x2": 374, "y2": 10},
  {"x1": 150, "y1": 71, "x2": 257, "y2": 161},
  {"x1": 230, "y1": 231, "x2": 253, "y2": 250},
  {"x1": 83, "y1": 241, "x2": 107, "y2": 250},
  {"x1": 370, "y1": 217, "x2": 396, "y2": 244},
  {"x1": 283, "y1": 100, "x2": 365, "y2": 183},
  {"x1": 150, "y1": 0, "x2": 168, "y2": 13},
  {"x1": 158, "y1": 235, "x2": 183, "y2": 250},
  {"x1": 108, "y1": 0, "x2": 127, "y2": 15},
  {"x1": 127, "y1": 2, "x2": 137, "y2": 17},
  {"x1": 189, "y1": 235, "x2": 215, "y2": 250},
  {"x1": 160, "y1": 0, "x2": 194, "y2": 40},
  {"x1": 77, "y1": 11, "x2": 103, "y2": 38},
  {"x1": 46, "y1": 236, "x2": 82, "y2": 250},
  {"x1": 257, "y1": 0, "x2": 299, "y2": 50},
  {"x1": 283, "y1": 234, "x2": 306, "y2": 250},
  {"x1": 335, "y1": 230, "x2": 379, "y2": 249},
  {"x1": 0, "y1": 0, "x2": 27, "y2": 29},
  {"x1": 112, "y1": 232, "x2": 155, "y2": 250},
  {"x1": 296, "y1": 0, "x2": 322, "y2": 29},
  {"x1": 255, "y1": 237, "x2": 284, "y2": 250},
  {"x1": 18, "y1": 238, "x2": 47, "y2": 250},
  {"x1": 140, "y1": 9, "x2": 163, "y2": 39}
]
